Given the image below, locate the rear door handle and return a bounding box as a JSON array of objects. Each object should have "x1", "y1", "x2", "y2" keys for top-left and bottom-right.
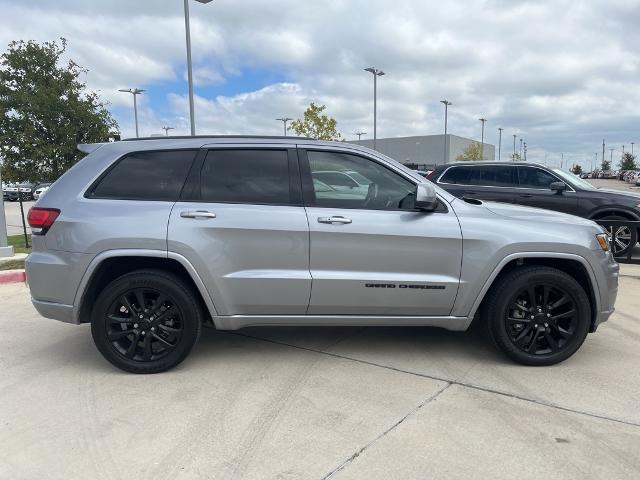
[
  {"x1": 180, "y1": 210, "x2": 216, "y2": 219},
  {"x1": 519, "y1": 194, "x2": 533, "y2": 198},
  {"x1": 317, "y1": 216, "x2": 352, "y2": 225}
]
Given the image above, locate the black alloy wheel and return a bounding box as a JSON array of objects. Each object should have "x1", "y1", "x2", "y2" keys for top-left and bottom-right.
[
  {"x1": 483, "y1": 266, "x2": 590, "y2": 366},
  {"x1": 92, "y1": 270, "x2": 202, "y2": 373},
  {"x1": 505, "y1": 283, "x2": 578, "y2": 356}
]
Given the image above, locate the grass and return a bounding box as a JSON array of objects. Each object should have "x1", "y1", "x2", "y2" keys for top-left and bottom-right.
[
  {"x1": 7, "y1": 234, "x2": 32, "y2": 254},
  {"x1": 0, "y1": 258, "x2": 25, "y2": 271}
]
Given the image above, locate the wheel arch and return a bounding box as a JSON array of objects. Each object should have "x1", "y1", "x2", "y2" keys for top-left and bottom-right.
[
  {"x1": 74, "y1": 250, "x2": 218, "y2": 325},
  {"x1": 588, "y1": 207, "x2": 640, "y2": 221},
  {"x1": 470, "y1": 253, "x2": 599, "y2": 332}
]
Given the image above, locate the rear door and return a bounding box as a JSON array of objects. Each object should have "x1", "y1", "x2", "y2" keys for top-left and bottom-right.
[
  {"x1": 437, "y1": 165, "x2": 517, "y2": 204},
  {"x1": 167, "y1": 146, "x2": 311, "y2": 316},
  {"x1": 516, "y1": 166, "x2": 579, "y2": 215},
  {"x1": 301, "y1": 147, "x2": 462, "y2": 316}
]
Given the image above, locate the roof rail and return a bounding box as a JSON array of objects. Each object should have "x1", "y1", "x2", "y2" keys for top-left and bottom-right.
[
  {"x1": 120, "y1": 135, "x2": 315, "y2": 142},
  {"x1": 77, "y1": 143, "x2": 107, "y2": 154}
]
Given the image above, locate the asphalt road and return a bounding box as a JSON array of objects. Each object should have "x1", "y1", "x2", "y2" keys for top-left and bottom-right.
[{"x1": 1, "y1": 266, "x2": 640, "y2": 479}]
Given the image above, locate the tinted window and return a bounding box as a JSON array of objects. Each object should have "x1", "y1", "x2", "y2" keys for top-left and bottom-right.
[
  {"x1": 518, "y1": 167, "x2": 558, "y2": 189},
  {"x1": 307, "y1": 150, "x2": 415, "y2": 210},
  {"x1": 91, "y1": 150, "x2": 196, "y2": 200},
  {"x1": 439, "y1": 166, "x2": 480, "y2": 185},
  {"x1": 200, "y1": 149, "x2": 290, "y2": 204},
  {"x1": 479, "y1": 166, "x2": 515, "y2": 187}
]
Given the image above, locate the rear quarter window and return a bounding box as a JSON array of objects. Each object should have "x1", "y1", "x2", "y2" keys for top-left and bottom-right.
[
  {"x1": 439, "y1": 166, "x2": 480, "y2": 185},
  {"x1": 88, "y1": 150, "x2": 197, "y2": 201}
]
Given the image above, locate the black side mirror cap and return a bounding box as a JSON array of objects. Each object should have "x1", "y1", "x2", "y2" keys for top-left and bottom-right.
[{"x1": 549, "y1": 181, "x2": 566, "y2": 192}]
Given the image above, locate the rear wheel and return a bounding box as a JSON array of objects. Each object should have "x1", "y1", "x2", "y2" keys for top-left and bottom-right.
[
  {"x1": 91, "y1": 270, "x2": 202, "y2": 373},
  {"x1": 483, "y1": 266, "x2": 591, "y2": 366},
  {"x1": 599, "y1": 215, "x2": 637, "y2": 257}
]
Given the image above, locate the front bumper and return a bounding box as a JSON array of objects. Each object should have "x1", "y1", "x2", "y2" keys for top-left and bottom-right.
[{"x1": 591, "y1": 252, "x2": 619, "y2": 330}]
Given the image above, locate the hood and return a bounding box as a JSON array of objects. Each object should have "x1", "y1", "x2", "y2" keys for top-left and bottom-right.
[
  {"x1": 481, "y1": 201, "x2": 598, "y2": 227},
  {"x1": 596, "y1": 188, "x2": 640, "y2": 201}
]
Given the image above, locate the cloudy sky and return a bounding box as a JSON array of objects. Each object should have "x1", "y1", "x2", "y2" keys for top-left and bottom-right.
[{"x1": 1, "y1": 0, "x2": 639, "y2": 169}]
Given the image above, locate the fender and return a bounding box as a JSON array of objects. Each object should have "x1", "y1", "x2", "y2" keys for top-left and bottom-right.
[
  {"x1": 72, "y1": 249, "x2": 219, "y2": 324},
  {"x1": 466, "y1": 251, "x2": 601, "y2": 320},
  {"x1": 588, "y1": 206, "x2": 640, "y2": 221}
]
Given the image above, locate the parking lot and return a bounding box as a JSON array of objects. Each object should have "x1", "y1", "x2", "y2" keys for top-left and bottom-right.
[
  {"x1": 1, "y1": 264, "x2": 639, "y2": 479},
  {"x1": 2, "y1": 199, "x2": 33, "y2": 236}
]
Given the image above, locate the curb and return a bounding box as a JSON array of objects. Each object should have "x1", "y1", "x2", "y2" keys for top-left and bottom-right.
[{"x1": 0, "y1": 269, "x2": 27, "y2": 284}]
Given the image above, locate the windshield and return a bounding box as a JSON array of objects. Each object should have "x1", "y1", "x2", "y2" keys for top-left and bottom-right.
[{"x1": 551, "y1": 168, "x2": 597, "y2": 191}]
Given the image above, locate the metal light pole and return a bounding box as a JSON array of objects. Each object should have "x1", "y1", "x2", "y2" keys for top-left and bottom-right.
[
  {"x1": 594, "y1": 153, "x2": 597, "y2": 172},
  {"x1": 632, "y1": 142, "x2": 635, "y2": 155},
  {"x1": 118, "y1": 88, "x2": 145, "y2": 138},
  {"x1": 162, "y1": 126, "x2": 175, "y2": 136},
  {"x1": 610, "y1": 148, "x2": 614, "y2": 164},
  {"x1": 364, "y1": 67, "x2": 385, "y2": 150},
  {"x1": 561, "y1": 153, "x2": 564, "y2": 169},
  {"x1": 184, "y1": 0, "x2": 214, "y2": 136},
  {"x1": 0, "y1": 164, "x2": 14, "y2": 258},
  {"x1": 440, "y1": 100, "x2": 452, "y2": 163},
  {"x1": 497, "y1": 127, "x2": 503, "y2": 161},
  {"x1": 479, "y1": 118, "x2": 487, "y2": 159},
  {"x1": 602, "y1": 139, "x2": 605, "y2": 166},
  {"x1": 523, "y1": 142, "x2": 527, "y2": 161},
  {"x1": 513, "y1": 134, "x2": 517, "y2": 160},
  {"x1": 354, "y1": 131, "x2": 367, "y2": 143},
  {"x1": 275, "y1": 117, "x2": 293, "y2": 136}
]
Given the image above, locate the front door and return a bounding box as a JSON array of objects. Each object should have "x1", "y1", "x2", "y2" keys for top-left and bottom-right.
[
  {"x1": 300, "y1": 148, "x2": 462, "y2": 316},
  {"x1": 168, "y1": 146, "x2": 311, "y2": 316},
  {"x1": 516, "y1": 166, "x2": 578, "y2": 215}
]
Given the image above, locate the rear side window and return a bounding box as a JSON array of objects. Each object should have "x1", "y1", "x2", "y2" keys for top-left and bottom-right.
[
  {"x1": 479, "y1": 166, "x2": 515, "y2": 187},
  {"x1": 439, "y1": 166, "x2": 480, "y2": 185},
  {"x1": 200, "y1": 149, "x2": 290, "y2": 204},
  {"x1": 518, "y1": 167, "x2": 558, "y2": 189},
  {"x1": 90, "y1": 150, "x2": 196, "y2": 201}
]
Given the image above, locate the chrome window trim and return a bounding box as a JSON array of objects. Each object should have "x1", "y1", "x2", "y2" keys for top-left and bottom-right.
[{"x1": 436, "y1": 164, "x2": 576, "y2": 192}]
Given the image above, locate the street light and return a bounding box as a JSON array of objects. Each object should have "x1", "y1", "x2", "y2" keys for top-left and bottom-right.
[
  {"x1": 523, "y1": 141, "x2": 527, "y2": 161},
  {"x1": 440, "y1": 100, "x2": 452, "y2": 163},
  {"x1": 561, "y1": 152, "x2": 564, "y2": 169},
  {"x1": 364, "y1": 67, "x2": 385, "y2": 150},
  {"x1": 118, "y1": 88, "x2": 145, "y2": 138},
  {"x1": 479, "y1": 118, "x2": 487, "y2": 159},
  {"x1": 354, "y1": 131, "x2": 367, "y2": 143},
  {"x1": 632, "y1": 142, "x2": 635, "y2": 155},
  {"x1": 513, "y1": 134, "x2": 517, "y2": 160},
  {"x1": 519, "y1": 138, "x2": 523, "y2": 159},
  {"x1": 497, "y1": 127, "x2": 504, "y2": 161},
  {"x1": 162, "y1": 126, "x2": 175, "y2": 136},
  {"x1": 610, "y1": 148, "x2": 614, "y2": 164},
  {"x1": 275, "y1": 117, "x2": 293, "y2": 136},
  {"x1": 184, "y1": 0, "x2": 215, "y2": 136}
]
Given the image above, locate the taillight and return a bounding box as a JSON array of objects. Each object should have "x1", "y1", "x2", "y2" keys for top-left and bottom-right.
[{"x1": 27, "y1": 207, "x2": 60, "y2": 235}]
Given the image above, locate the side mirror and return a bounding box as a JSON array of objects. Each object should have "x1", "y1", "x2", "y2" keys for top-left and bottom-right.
[
  {"x1": 549, "y1": 181, "x2": 566, "y2": 192},
  {"x1": 415, "y1": 182, "x2": 439, "y2": 211}
]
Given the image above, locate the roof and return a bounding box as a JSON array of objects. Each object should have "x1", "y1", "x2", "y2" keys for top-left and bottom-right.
[
  {"x1": 121, "y1": 135, "x2": 314, "y2": 142},
  {"x1": 436, "y1": 161, "x2": 546, "y2": 168}
]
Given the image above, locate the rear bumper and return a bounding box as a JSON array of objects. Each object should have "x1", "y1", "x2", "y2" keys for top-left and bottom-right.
[{"x1": 31, "y1": 298, "x2": 76, "y2": 324}]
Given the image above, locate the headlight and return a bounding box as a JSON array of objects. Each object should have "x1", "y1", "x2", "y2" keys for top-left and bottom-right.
[{"x1": 596, "y1": 233, "x2": 610, "y2": 252}]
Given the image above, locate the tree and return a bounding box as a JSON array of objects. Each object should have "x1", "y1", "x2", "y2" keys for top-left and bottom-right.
[
  {"x1": 456, "y1": 142, "x2": 484, "y2": 161},
  {"x1": 511, "y1": 152, "x2": 522, "y2": 161},
  {"x1": 0, "y1": 38, "x2": 118, "y2": 182},
  {"x1": 619, "y1": 152, "x2": 637, "y2": 171},
  {"x1": 601, "y1": 159, "x2": 611, "y2": 171},
  {"x1": 289, "y1": 103, "x2": 342, "y2": 140},
  {"x1": 571, "y1": 164, "x2": 583, "y2": 175}
]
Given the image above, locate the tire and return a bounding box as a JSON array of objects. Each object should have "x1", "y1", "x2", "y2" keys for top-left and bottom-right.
[
  {"x1": 599, "y1": 215, "x2": 637, "y2": 258},
  {"x1": 483, "y1": 266, "x2": 591, "y2": 366},
  {"x1": 91, "y1": 269, "x2": 202, "y2": 373}
]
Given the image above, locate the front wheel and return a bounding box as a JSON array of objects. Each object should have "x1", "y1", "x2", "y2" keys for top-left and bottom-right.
[
  {"x1": 91, "y1": 270, "x2": 202, "y2": 373},
  {"x1": 599, "y1": 215, "x2": 637, "y2": 258},
  {"x1": 483, "y1": 266, "x2": 591, "y2": 366}
]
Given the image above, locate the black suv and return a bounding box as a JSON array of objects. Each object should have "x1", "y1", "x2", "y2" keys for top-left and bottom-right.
[{"x1": 428, "y1": 162, "x2": 640, "y2": 256}]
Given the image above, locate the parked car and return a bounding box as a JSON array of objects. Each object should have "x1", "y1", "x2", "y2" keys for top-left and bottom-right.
[
  {"x1": 427, "y1": 161, "x2": 640, "y2": 256},
  {"x1": 4, "y1": 182, "x2": 34, "y2": 201},
  {"x1": 33, "y1": 183, "x2": 52, "y2": 200},
  {"x1": 27, "y1": 138, "x2": 618, "y2": 373}
]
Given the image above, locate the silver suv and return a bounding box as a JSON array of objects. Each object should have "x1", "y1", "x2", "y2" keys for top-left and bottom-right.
[{"x1": 26, "y1": 137, "x2": 619, "y2": 373}]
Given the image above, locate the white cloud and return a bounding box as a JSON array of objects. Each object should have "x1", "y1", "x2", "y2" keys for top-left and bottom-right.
[{"x1": 1, "y1": 0, "x2": 640, "y2": 170}]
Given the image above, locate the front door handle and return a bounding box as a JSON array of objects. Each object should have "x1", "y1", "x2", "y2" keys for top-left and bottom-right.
[
  {"x1": 317, "y1": 216, "x2": 352, "y2": 225},
  {"x1": 180, "y1": 210, "x2": 216, "y2": 219},
  {"x1": 519, "y1": 194, "x2": 533, "y2": 198}
]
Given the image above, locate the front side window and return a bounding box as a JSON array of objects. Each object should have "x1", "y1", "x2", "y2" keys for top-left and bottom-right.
[
  {"x1": 307, "y1": 150, "x2": 416, "y2": 210},
  {"x1": 518, "y1": 167, "x2": 558, "y2": 189},
  {"x1": 439, "y1": 166, "x2": 480, "y2": 185},
  {"x1": 90, "y1": 150, "x2": 197, "y2": 200},
  {"x1": 200, "y1": 149, "x2": 290, "y2": 204}
]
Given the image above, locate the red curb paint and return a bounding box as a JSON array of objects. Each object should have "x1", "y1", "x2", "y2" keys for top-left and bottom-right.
[{"x1": 0, "y1": 270, "x2": 26, "y2": 284}]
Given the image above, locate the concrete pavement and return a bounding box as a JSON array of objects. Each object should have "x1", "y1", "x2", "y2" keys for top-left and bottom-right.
[{"x1": 0, "y1": 268, "x2": 639, "y2": 479}]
